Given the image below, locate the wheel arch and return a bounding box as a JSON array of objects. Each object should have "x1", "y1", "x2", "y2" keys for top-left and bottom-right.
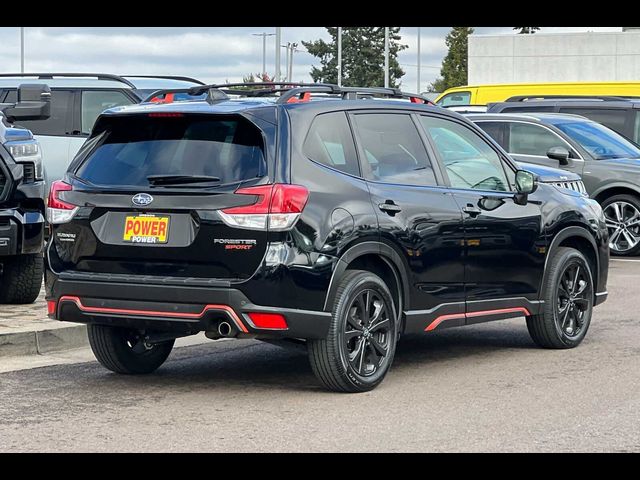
[
  {"x1": 592, "y1": 183, "x2": 640, "y2": 204},
  {"x1": 323, "y1": 242, "x2": 410, "y2": 319},
  {"x1": 543, "y1": 226, "x2": 599, "y2": 302}
]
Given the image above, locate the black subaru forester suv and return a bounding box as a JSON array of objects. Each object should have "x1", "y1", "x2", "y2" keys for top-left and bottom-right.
[{"x1": 45, "y1": 83, "x2": 609, "y2": 392}]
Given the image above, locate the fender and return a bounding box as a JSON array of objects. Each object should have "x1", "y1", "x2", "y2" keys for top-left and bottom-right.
[
  {"x1": 323, "y1": 241, "x2": 410, "y2": 313},
  {"x1": 541, "y1": 225, "x2": 599, "y2": 298},
  {"x1": 591, "y1": 182, "x2": 640, "y2": 201}
]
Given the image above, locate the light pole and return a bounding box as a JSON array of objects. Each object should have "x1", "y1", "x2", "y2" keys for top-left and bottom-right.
[
  {"x1": 337, "y1": 27, "x2": 342, "y2": 87},
  {"x1": 252, "y1": 32, "x2": 275, "y2": 76},
  {"x1": 20, "y1": 27, "x2": 24, "y2": 73},
  {"x1": 417, "y1": 27, "x2": 421, "y2": 93},
  {"x1": 275, "y1": 27, "x2": 282, "y2": 81},
  {"x1": 384, "y1": 27, "x2": 389, "y2": 88}
]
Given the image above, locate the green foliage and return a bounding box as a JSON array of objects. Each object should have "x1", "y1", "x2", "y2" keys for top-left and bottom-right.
[
  {"x1": 513, "y1": 27, "x2": 541, "y2": 34},
  {"x1": 428, "y1": 27, "x2": 474, "y2": 93},
  {"x1": 302, "y1": 27, "x2": 407, "y2": 88}
]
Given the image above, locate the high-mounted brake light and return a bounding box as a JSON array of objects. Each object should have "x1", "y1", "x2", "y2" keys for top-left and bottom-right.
[
  {"x1": 219, "y1": 184, "x2": 309, "y2": 231},
  {"x1": 47, "y1": 181, "x2": 78, "y2": 224},
  {"x1": 148, "y1": 112, "x2": 184, "y2": 117}
]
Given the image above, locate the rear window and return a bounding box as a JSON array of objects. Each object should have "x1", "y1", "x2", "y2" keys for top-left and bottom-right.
[{"x1": 75, "y1": 114, "x2": 266, "y2": 187}]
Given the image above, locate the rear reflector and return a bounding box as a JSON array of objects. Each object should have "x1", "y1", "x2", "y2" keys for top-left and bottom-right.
[
  {"x1": 47, "y1": 300, "x2": 57, "y2": 316},
  {"x1": 247, "y1": 312, "x2": 288, "y2": 330},
  {"x1": 219, "y1": 184, "x2": 309, "y2": 231}
]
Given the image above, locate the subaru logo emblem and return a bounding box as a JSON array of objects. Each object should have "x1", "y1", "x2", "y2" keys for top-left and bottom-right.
[{"x1": 132, "y1": 193, "x2": 153, "y2": 206}]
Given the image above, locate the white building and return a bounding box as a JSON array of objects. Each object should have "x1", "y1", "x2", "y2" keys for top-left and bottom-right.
[{"x1": 468, "y1": 30, "x2": 640, "y2": 85}]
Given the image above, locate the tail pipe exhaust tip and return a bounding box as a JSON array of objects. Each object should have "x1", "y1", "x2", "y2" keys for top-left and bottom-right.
[{"x1": 217, "y1": 321, "x2": 234, "y2": 337}]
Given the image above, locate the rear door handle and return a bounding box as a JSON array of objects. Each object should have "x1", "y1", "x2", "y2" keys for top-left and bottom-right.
[
  {"x1": 462, "y1": 204, "x2": 481, "y2": 217},
  {"x1": 378, "y1": 201, "x2": 402, "y2": 215}
]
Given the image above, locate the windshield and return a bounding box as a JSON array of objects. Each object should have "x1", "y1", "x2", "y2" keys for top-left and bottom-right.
[
  {"x1": 554, "y1": 121, "x2": 640, "y2": 160},
  {"x1": 76, "y1": 114, "x2": 266, "y2": 188}
]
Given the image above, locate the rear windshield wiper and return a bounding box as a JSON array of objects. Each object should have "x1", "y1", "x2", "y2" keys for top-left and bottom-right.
[{"x1": 147, "y1": 174, "x2": 221, "y2": 186}]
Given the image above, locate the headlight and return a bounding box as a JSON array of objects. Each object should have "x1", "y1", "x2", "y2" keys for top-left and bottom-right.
[
  {"x1": 4, "y1": 140, "x2": 44, "y2": 181},
  {"x1": 585, "y1": 198, "x2": 604, "y2": 220}
]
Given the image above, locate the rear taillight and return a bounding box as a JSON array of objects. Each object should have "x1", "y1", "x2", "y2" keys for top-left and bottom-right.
[
  {"x1": 219, "y1": 184, "x2": 309, "y2": 231},
  {"x1": 46, "y1": 181, "x2": 78, "y2": 224}
]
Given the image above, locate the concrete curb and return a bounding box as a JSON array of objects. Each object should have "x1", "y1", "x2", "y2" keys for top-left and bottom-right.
[{"x1": 0, "y1": 325, "x2": 88, "y2": 358}]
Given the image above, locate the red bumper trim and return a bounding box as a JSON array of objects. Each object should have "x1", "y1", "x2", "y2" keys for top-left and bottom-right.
[{"x1": 57, "y1": 295, "x2": 249, "y2": 333}]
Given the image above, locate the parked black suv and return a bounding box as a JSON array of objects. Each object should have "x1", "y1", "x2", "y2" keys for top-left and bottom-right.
[
  {"x1": 487, "y1": 96, "x2": 640, "y2": 143},
  {"x1": 469, "y1": 112, "x2": 640, "y2": 256},
  {"x1": 45, "y1": 83, "x2": 609, "y2": 392},
  {"x1": 1, "y1": 84, "x2": 51, "y2": 303}
]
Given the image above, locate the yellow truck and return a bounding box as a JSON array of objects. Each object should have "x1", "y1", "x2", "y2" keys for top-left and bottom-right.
[{"x1": 435, "y1": 82, "x2": 640, "y2": 106}]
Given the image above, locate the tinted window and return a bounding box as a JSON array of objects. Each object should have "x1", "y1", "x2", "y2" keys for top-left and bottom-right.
[
  {"x1": 81, "y1": 90, "x2": 133, "y2": 134},
  {"x1": 438, "y1": 91, "x2": 471, "y2": 107},
  {"x1": 420, "y1": 116, "x2": 510, "y2": 192},
  {"x1": 508, "y1": 122, "x2": 568, "y2": 156},
  {"x1": 303, "y1": 112, "x2": 359, "y2": 176},
  {"x1": 5, "y1": 89, "x2": 72, "y2": 136},
  {"x1": 76, "y1": 115, "x2": 266, "y2": 187},
  {"x1": 555, "y1": 121, "x2": 640, "y2": 160},
  {"x1": 634, "y1": 112, "x2": 640, "y2": 143},
  {"x1": 497, "y1": 105, "x2": 555, "y2": 113},
  {"x1": 476, "y1": 121, "x2": 507, "y2": 149},
  {"x1": 558, "y1": 107, "x2": 628, "y2": 139},
  {"x1": 352, "y1": 113, "x2": 437, "y2": 186}
]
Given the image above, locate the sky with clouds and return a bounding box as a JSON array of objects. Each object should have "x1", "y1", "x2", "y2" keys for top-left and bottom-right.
[{"x1": 0, "y1": 26, "x2": 623, "y2": 92}]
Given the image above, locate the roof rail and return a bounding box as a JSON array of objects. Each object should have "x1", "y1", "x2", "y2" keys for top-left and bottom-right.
[
  {"x1": 505, "y1": 94, "x2": 635, "y2": 102},
  {"x1": 0, "y1": 73, "x2": 137, "y2": 88},
  {"x1": 123, "y1": 75, "x2": 206, "y2": 86},
  {"x1": 142, "y1": 82, "x2": 434, "y2": 105}
]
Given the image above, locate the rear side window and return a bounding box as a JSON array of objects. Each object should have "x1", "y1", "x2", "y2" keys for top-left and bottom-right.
[
  {"x1": 558, "y1": 107, "x2": 629, "y2": 139},
  {"x1": 81, "y1": 90, "x2": 134, "y2": 134},
  {"x1": 76, "y1": 115, "x2": 266, "y2": 187},
  {"x1": 352, "y1": 113, "x2": 437, "y2": 186},
  {"x1": 5, "y1": 89, "x2": 72, "y2": 136},
  {"x1": 303, "y1": 112, "x2": 359, "y2": 176},
  {"x1": 476, "y1": 121, "x2": 507, "y2": 149},
  {"x1": 438, "y1": 91, "x2": 471, "y2": 107}
]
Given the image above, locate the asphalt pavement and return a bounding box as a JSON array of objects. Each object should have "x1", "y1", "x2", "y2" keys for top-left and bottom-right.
[{"x1": 1, "y1": 259, "x2": 639, "y2": 452}]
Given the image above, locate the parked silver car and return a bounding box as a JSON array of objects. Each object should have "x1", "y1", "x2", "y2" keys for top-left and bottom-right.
[{"x1": 0, "y1": 73, "x2": 205, "y2": 184}]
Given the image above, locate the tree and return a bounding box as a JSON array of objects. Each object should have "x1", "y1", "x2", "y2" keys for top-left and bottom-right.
[
  {"x1": 513, "y1": 27, "x2": 540, "y2": 34},
  {"x1": 240, "y1": 72, "x2": 274, "y2": 83},
  {"x1": 428, "y1": 27, "x2": 474, "y2": 93},
  {"x1": 302, "y1": 27, "x2": 407, "y2": 88}
]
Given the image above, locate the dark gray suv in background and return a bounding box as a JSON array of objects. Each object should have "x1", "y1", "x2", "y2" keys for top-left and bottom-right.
[{"x1": 470, "y1": 113, "x2": 640, "y2": 255}]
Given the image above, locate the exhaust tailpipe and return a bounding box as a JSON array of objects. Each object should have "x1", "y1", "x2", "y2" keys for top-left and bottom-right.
[{"x1": 217, "y1": 321, "x2": 234, "y2": 337}]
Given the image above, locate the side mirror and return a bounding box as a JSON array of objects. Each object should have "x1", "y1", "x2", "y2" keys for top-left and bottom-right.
[
  {"x1": 547, "y1": 146, "x2": 570, "y2": 165},
  {"x1": 1, "y1": 84, "x2": 51, "y2": 122},
  {"x1": 514, "y1": 170, "x2": 538, "y2": 205}
]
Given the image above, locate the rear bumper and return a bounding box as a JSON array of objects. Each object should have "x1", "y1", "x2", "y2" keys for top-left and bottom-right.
[
  {"x1": 46, "y1": 278, "x2": 331, "y2": 340},
  {"x1": 0, "y1": 208, "x2": 45, "y2": 256}
]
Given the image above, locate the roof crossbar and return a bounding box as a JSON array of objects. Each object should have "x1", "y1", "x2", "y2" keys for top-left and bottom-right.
[
  {"x1": 0, "y1": 73, "x2": 137, "y2": 88},
  {"x1": 142, "y1": 82, "x2": 433, "y2": 105}
]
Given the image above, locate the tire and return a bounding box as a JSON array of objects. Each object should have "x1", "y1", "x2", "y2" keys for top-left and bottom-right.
[
  {"x1": 308, "y1": 269, "x2": 398, "y2": 393},
  {"x1": 0, "y1": 254, "x2": 43, "y2": 304},
  {"x1": 601, "y1": 194, "x2": 640, "y2": 256},
  {"x1": 526, "y1": 247, "x2": 594, "y2": 349},
  {"x1": 87, "y1": 324, "x2": 174, "y2": 374}
]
